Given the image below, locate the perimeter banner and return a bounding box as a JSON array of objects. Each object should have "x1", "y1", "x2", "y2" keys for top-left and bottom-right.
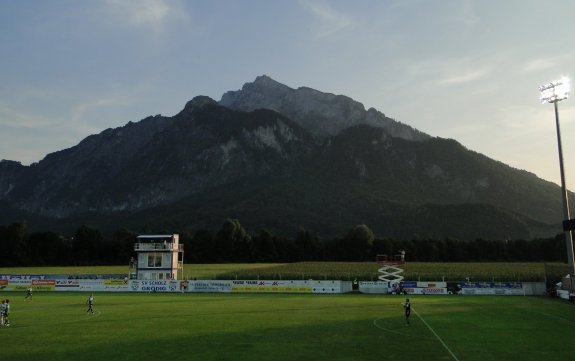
[
  {"x1": 460, "y1": 282, "x2": 524, "y2": 295},
  {"x1": 359, "y1": 281, "x2": 388, "y2": 294},
  {"x1": 188, "y1": 281, "x2": 232, "y2": 293},
  {"x1": 129, "y1": 280, "x2": 180, "y2": 293},
  {"x1": 386, "y1": 281, "x2": 448, "y2": 295},
  {"x1": 186, "y1": 280, "x2": 347, "y2": 293},
  {"x1": 104, "y1": 279, "x2": 130, "y2": 292},
  {"x1": 31, "y1": 279, "x2": 55, "y2": 291},
  {"x1": 231, "y1": 280, "x2": 313, "y2": 293},
  {"x1": 2, "y1": 278, "x2": 32, "y2": 291}
]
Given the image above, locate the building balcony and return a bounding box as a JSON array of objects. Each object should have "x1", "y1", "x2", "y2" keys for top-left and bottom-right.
[{"x1": 134, "y1": 243, "x2": 184, "y2": 252}]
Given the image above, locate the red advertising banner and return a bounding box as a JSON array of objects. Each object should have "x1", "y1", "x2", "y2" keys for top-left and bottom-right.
[{"x1": 32, "y1": 279, "x2": 56, "y2": 286}]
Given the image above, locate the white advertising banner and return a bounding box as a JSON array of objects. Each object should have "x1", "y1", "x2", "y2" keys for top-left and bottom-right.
[
  {"x1": 57, "y1": 280, "x2": 106, "y2": 292},
  {"x1": 103, "y1": 279, "x2": 130, "y2": 292},
  {"x1": 55, "y1": 279, "x2": 81, "y2": 290},
  {"x1": 231, "y1": 280, "x2": 313, "y2": 293},
  {"x1": 391, "y1": 281, "x2": 448, "y2": 295},
  {"x1": 186, "y1": 280, "x2": 346, "y2": 294},
  {"x1": 460, "y1": 282, "x2": 524, "y2": 295},
  {"x1": 359, "y1": 281, "x2": 389, "y2": 294},
  {"x1": 188, "y1": 280, "x2": 232, "y2": 293},
  {"x1": 129, "y1": 280, "x2": 181, "y2": 293}
]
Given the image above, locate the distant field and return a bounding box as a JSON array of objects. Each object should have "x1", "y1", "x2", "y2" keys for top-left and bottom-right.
[
  {"x1": 0, "y1": 262, "x2": 568, "y2": 282},
  {"x1": 0, "y1": 264, "x2": 284, "y2": 280},
  {"x1": 0, "y1": 292, "x2": 574, "y2": 361},
  {"x1": 214, "y1": 262, "x2": 566, "y2": 282}
]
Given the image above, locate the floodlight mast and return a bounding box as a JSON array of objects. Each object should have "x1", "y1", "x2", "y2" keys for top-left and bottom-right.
[{"x1": 539, "y1": 77, "x2": 575, "y2": 276}]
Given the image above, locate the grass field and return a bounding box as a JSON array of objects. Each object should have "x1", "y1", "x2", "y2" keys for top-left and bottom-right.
[{"x1": 1, "y1": 292, "x2": 574, "y2": 361}]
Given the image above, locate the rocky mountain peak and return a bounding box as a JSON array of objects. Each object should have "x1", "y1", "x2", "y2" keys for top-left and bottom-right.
[
  {"x1": 220, "y1": 75, "x2": 429, "y2": 141},
  {"x1": 180, "y1": 96, "x2": 218, "y2": 116},
  {"x1": 251, "y1": 74, "x2": 289, "y2": 90}
]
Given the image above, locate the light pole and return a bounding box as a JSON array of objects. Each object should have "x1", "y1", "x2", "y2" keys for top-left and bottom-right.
[{"x1": 539, "y1": 77, "x2": 575, "y2": 276}]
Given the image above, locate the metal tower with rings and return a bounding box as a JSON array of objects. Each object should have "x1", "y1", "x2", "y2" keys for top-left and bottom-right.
[{"x1": 376, "y1": 251, "x2": 405, "y2": 283}]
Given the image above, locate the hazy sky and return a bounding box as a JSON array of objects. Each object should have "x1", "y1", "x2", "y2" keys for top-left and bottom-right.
[{"x1": 1, "y1": 0, "x2": 575, "y2": 188}]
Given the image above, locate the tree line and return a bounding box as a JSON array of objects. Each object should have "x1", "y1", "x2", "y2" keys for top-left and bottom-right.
[{"x1": 0, "y1": 220, "x2": 567, "y2": 267}]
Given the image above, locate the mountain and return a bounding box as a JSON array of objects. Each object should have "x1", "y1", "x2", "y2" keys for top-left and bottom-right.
[
  {"x1": 0, "y1": 76, "x2": 567, "y2": 240},
  {"x1": 220, "y1": 75, "x2": 428, "y2": 141}
]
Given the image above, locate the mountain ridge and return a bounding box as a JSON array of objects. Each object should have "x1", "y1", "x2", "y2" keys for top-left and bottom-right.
[{"x1": 0, "y1": 75, "x2": 566, "y2": 239}]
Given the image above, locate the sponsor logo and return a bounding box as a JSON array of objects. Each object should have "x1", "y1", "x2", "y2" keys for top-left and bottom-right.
[
  {"x1": 130, "y1": 281, "x2": 140, "y2": 291},
  {"x1": 32, "y1": 279, "x2": 55, "y2": 286},
  {"x1": 105, "y1": 279, "x2": 128, "y2": 285}
]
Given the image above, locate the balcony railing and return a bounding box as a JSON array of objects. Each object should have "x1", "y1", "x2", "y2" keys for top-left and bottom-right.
[{"x1": 134, "y1": 243, "x2": 184, "y2": 252}]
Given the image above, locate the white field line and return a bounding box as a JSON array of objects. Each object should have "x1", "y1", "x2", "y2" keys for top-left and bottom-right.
[
  {"x1": 541, "y1": 312, "x2": 575, "y2": 325},
  {"x1": 413, "y1": 308, "x2": 460, "y2": 361}
]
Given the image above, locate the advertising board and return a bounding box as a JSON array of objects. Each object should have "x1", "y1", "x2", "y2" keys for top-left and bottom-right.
[
  {"x1": 460, "y1": 282, "x2": 524, "y2": 295},
  {"x1": 129, "y1": 280, "x2": 180, "y2": 293},
  {"x1": 359, "y1": 281, "x2": 388, "y2": 294},
  {"x1": 231, "y1": 280, "x2": 313, "y2": 293},
  {"x1": 186, "y1": 280, "x2": 346, "y2": 294},
  {"x1": 31, "y1": 279, "x2": 55, "y2": 291},
  {"x1": 188, "y1": 281, "x2": 232, "y2": 293}
]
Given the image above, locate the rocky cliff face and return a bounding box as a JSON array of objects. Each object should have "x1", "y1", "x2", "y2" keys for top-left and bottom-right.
[
  {"x1": 0, "y1": 76, "x2": 565, "y2": 239},
  {"x1": 1, "y1": 96, "x2": 314, "y2": 218},
  {"x1": 220, "y1": 75, "x2": 429, "y2": 141}
]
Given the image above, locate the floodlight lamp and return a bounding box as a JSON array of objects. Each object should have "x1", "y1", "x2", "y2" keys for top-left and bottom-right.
[{"x1": 539, "y1": 77, "x2": 570, "y2": 103}]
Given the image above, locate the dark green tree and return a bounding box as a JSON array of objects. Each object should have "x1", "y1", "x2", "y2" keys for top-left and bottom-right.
[
  {"x1": 27, "y1": 232, "x2": 64, "y2": 266},
  {"x1": 0, "y1": 222, "x2": 29, "y2": 266},
  {"x1": 214, "y1": 219, "x2": 253, "y2": 262},
  {"x1": 191, "y1": 229, "x2": 216, "y2": 263},
  {"x1": 253, "y1": 229, "x2": 278, "y2": 262},
  {"x1": 295, "y1": 227, "x2": 322, "y2": 261},
  {"x1": 342, "y1": 224, "x2": 375, "y2": 261},
  {"x1": 112, "y1": 228, "x2": 138, "y2": 264},
  {"x1": 72, "y1": 225, "x2": 103, "y2": 265}
]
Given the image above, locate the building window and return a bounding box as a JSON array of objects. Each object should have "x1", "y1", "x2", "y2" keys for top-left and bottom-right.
[{"x1": 147, "y1": 253, "x2": 162, "y2": 268}]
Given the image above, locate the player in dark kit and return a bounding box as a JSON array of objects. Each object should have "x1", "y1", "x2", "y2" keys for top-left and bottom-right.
[
  {"x1": 403, "y1": 298, "x2": 411, "y2": 325},
  {"x1": 86, "y1": 293, "x2": 94, "y2": 314},
  {"x1": 25, "y1": 286, "x2": 33, "y2": 300},
  {"x1": 3, "y1": 299, "x2": 10, "y2": 326}
]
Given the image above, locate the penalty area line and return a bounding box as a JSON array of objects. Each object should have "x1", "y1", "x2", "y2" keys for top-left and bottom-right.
[
  {"x1": 541, "y1": 312, "x2": 575, "y2": 325},
  {"x1": 413, "y1": 308, "x2": 460, "y2": 361}
]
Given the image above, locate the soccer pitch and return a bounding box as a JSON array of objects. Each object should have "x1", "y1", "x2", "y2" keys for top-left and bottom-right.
[{"x1": 1, "y1": 292, "x2": 574, "y2": 361}]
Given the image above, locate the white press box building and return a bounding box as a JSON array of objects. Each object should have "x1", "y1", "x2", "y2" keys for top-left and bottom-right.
[{"x1": 132, "y1": 234, "x2": 184, "y2": 280}]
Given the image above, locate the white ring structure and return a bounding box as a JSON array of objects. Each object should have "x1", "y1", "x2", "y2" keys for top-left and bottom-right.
[{"x1": 377, "y1": 264, "x2": 404, "y2": 283}]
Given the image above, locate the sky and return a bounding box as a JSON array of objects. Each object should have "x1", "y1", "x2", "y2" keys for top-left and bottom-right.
[{"x1": 1, "y1": 0, "x2": 575, "y2": 188}]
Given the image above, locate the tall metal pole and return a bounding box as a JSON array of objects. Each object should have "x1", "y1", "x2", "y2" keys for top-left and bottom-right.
[{"x1": 553, "y1": 101, "x2": 575, "y2": 275}]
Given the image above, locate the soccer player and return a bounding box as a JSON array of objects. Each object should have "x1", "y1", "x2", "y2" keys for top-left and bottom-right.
[
  {"x1": 0, "y1": 299, "x2": 5, "y2": 326},
  {"x1": 25, "y1": 286, "x2": 33, "y2": 300},
  {"x1": 403, "y1": 298, "x2": 411, "y2": 325},
  {"x1": 86, "y1": 293, "x2": 94, "y2": 314},
  {"x1": 3, "y1": 299, "x2": 10, "y2": 326}
]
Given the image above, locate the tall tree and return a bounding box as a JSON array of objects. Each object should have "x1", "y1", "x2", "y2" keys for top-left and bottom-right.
[
  {"x1": 342, "y1": 224, "x2": 375, "y2": 261},
  {"x1": 191, "y1": 229, "x2": 215, "y2": 263},
  {"x1": 214, "y1": 219, "x2": 252, "y2": 262},
  {"x1": 27, "y1": 232, "x2": 64, "y2": 266},
  {"x1": 72, "y1": 225, "x2": 103, "y2": 265},
  {"x1": 295, "y1": 227, "x2": 322, "y2": 261},
  {"x1": 253, "y1": 229, "x2": 278, "y2": 262}
]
